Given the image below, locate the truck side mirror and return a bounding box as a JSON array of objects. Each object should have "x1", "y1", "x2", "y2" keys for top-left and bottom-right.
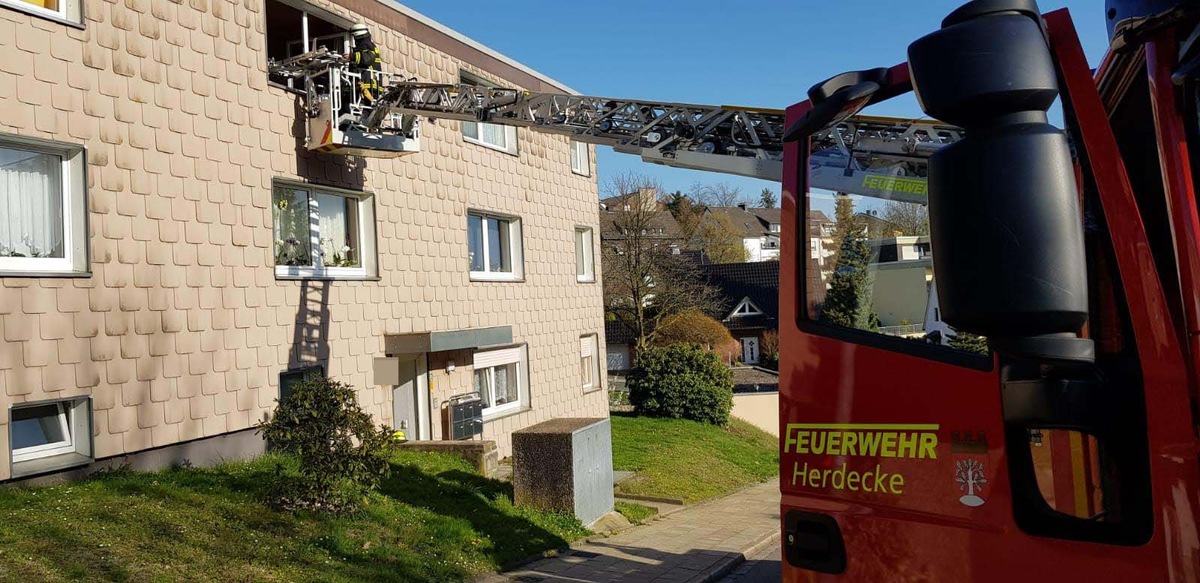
[{"x1": 908, "y1": 0, "x2": 1093, "y2": 363}]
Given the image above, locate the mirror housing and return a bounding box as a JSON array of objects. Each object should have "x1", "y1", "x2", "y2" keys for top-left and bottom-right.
[{"x1": 908, "y1": 0, "x2": 1093, "y2": 363}]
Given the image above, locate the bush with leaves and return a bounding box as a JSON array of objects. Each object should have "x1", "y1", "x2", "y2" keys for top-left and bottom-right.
[
  {"x1": 257, "y1": 375, "x2": 392, "y2": 512},
  {"x1": 628, "y1": 344, "x2": 734, "y2": 425},
  {"x1": 949, "y1": 331, "x2": 990, "y2": 355}
]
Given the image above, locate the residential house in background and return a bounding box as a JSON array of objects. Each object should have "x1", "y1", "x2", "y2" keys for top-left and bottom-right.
[
  {"x1": 702, "y1": 262, "x2": 779, "y2": 365},
  {"x1": 703, "y1": 204, "x2": 782, "y2": 262},
  {"x1": 0, "y1": 0, "x2": 606, "y2": 481}
]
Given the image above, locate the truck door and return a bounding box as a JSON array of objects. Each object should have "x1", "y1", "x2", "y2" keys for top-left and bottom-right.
[{"x1": 778, "y1": 3, "x2": 1200, "y2": 581}]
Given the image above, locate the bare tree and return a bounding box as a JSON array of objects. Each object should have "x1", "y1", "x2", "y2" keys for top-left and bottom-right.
[
  {"x1": 602, "y1": 173, "x2": 723, "y2": 351},
  {"x1": 688, "y1": 181, "x2": 746, "y2": 207},
  {"x1": 881, "y1": 200, "x2": 930, "y2": 236}
]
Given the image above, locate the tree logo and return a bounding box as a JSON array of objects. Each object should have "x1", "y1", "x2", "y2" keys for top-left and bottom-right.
[
  {"x1": 951, "y1": 430, "x2": 989, "y2": 507},
  {"x1": 954, "y1": 459, "x2": 988, "y2": 507}
]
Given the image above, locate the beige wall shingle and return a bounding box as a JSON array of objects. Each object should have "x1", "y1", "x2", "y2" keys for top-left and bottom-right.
[{"x1": 0, "y1": 0, "x2": 606, "y2": 479}]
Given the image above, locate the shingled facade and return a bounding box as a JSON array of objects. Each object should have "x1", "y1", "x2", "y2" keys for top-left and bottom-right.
[{"x1": 0, "y1": 0, "x2": 606, "y2": 480}]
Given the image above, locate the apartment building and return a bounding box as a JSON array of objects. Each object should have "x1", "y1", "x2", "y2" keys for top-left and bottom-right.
[{"x1": 0, "y1": 0, "x2": 606, "y2": 481}]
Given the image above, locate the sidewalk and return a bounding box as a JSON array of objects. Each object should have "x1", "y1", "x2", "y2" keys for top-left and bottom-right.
[{"x1": 497, "y1": 481, "x2": 780, "y2": 582}]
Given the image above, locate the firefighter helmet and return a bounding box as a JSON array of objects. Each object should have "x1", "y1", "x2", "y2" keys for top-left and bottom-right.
[{"x1": 351, "y1": 23, "x2": 370, "y2": 38}]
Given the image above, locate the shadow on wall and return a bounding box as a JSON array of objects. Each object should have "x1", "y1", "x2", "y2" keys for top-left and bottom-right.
[
  {"x1": 289, "y1": 279, "x2": 331, "y2": 373},
  {"x1": 290, "y1": 96, "x2": 366, "y2": 189}
]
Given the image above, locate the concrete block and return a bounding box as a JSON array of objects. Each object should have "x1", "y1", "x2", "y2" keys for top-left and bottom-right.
[{"x1": 512, "y1": 418, "x2": 613, "y2": 527}]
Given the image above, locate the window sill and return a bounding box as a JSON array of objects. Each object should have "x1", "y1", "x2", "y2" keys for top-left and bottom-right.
[
  {"x1": 576, "y1": 276, "x2": 596, "y2": 284},
  {"x1": 0, "y1": 1, "x2": 83, "y2": 29},
  {"x1": 571, "y1": 169, "x2": 591, "y2": 178},
  {"x1": 275, "y1": 266, "x2": 375, "y2": 281},
  {"x1": 11, "y1": 451, "x2": 92, "y2": 480},
  {"x1": 463, "y1": 135, "x2": 519, "y2": 157},
  {"x1": 483, "y1": 404, "x2": 531, "y2": 423},
  {"x1": 470, "y1": 272, "x2": 525, "y2": 283},
  {"x1": 583, "y1": 384, "x2": 604, "y2": 394},
  {"x1": 0, "y1": 269, "x2": 92, "y2": 279}
]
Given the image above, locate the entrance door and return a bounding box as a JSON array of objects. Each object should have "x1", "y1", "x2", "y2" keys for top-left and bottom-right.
[
  {"x1": 391, "y1": 356, "x2": 430, "y2": 441},
  {"x1": 741, "y1": 337, "x2": 760, "y2": 364}
]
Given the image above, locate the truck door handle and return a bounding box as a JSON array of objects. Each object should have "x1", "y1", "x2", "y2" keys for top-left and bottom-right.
[{"x1": 784, "y1": 511, "x2": 847, "y2": 574}]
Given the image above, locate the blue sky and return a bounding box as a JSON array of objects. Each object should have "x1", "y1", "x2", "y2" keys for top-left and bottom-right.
[{"x1": 398, "y1": 0, "x2": 1113, "y2": 202}]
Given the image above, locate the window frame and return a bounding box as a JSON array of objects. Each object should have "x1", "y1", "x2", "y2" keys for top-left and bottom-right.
[
  {"x1": 0, "y1": 133, "x2": 90, "y2": 278},
  {"x1": 265, "y1": 0, "x2": 354, "y2": 93},
  {"x1": 580, "y1": 334, "x2": 601, "y2": 392},
  {"x1": 272, "y1": 180, "x2": 378, "y2": 281},
  {"x1": 729, "y1": 298, "x2": 764, "y2": 318},
  {"x1": 473, "y1": 345, "x2": 530, "y2": 419},
  {"x1": 10, "y1": 402, "x2": 73, "y2": 463},
  {"x1": 795, "y1": 146, "x2": 992, "y2": 371},
  {"x1": 0, "y1": 0, "x2": 82, "y2": 27},
  {"x1": 570, "y1": 141, "x2": 591, "y2": 176},
  {"x1": 9, "y1": 397, "x2": 93, "y2": 478},
  {"x1": 460, "y1": 71, "x2": 520, "y2": 156},
  {"x1": 468, "y1": 210, "x2": 525, "y2": 282},
  {"x1": 575, "y1": 226, "x2": 595, "y2": 283}
]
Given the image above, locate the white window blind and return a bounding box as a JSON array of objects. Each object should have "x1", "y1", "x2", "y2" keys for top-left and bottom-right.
[
  {"x1": 473, "y1": 346, "x2": 523, "y2": 369},
  {"x1": 580, "y1": 335, "x2": 597, "y2": 357}
]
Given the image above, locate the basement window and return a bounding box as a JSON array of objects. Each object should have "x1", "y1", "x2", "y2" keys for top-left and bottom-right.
[
  {"x1": 10, "y1": 398, "x2": 92, "y2": 478},
  {"x1": 265, "y1": 0, "x2": 352, "y2": 91}
]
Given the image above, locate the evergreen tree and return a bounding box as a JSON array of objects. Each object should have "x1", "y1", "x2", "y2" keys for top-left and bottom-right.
[
  {"x1": 821, "y1": 195, "x2": 877, "y2": 330},
  {"x1": 759, "y1": 188, "x2": 777, "y2": 209}
]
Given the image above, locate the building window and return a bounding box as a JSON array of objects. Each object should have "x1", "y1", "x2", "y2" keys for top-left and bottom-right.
[
  {"x1": 729, "y1": 298, "x2": 764, "y2": 318},
  {"x1": 265, "y1": 0, "x2": 352, "y2": 91},
  {"x1": 10, "y1": 398, "x2": 92, "y2": 478},
  {"x1": 0, "y1": 0, "x2": 81, "y2": 23},
  {"x1": 570, "y1": 141, "x2": 590, "y2": 176},
  {"x1": 575, "y1": 227, "x2": 595, "y2": 282},
  {"x1": 279, "y1": 365, "x2": 325, "y2": 404},
  {"x1": 273, "y1": 182, "x2": 377, "y2": 279},
  {"x1": 770, "y1": 223, "x2": 782, "y2": 233},
  {"x1": 468, "y1": 211, "x2": 524, "y2": 281},
  {"x1": 0, "y1": 135, "x2": 88, "y2": 276},
  {"x1": 460, "y1": 71, "x2": 519, "y2": 155},
  {"x1": 473, "y1": 345, "x2": 529, "y2": 418},
  {"x1": 581, "y1": 334, "x2": 601, "y2": 392}
]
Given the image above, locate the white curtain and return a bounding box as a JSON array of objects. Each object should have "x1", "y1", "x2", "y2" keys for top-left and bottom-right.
[
  {"x1": 0, "y1": 148, "x2": 63, "y2": 259},
  {"x1": 314, "y1": 193, "x2": 354, "y2": 266}
]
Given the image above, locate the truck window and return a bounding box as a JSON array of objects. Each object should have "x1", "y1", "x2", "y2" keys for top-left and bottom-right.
[{"x1": 803, "y1": 189, "x2": 984, "y2": 356}]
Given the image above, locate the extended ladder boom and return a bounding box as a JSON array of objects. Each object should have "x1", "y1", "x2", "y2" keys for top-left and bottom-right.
[{"x1": 270, "y1": 54, "x2": 964, "y2": 203}]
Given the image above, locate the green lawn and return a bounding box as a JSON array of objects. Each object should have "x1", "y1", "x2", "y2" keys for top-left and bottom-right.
[
  {"x1": 0, "y1": 450, "x2": 588, "y2": 582},
  {"x1": 611, "y1": 414, "x2": 778, "y2": 504},
  {"x1": 613, "y1": 501, "x2": 657, "y2": 524}
]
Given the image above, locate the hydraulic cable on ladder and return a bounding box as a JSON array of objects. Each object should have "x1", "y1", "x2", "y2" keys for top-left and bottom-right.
[{"x1": 270, "y1": 52, "x2": 964, "y2": 203}]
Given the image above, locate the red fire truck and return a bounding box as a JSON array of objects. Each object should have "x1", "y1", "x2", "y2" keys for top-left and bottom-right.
[{"x1": 778, "y1": 0, "x2": 1200, "y2": 579}]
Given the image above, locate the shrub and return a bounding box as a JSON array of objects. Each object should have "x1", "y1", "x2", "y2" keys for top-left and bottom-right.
[
  {"x1": 653, "y1": 309, "x2": 734, "y2": 349},
  {"x1": 653, "y1": 309, "x2": 739, "y2": 364},
  {"x1": 949, "y1": 331, "x2": 989, "y2": 355},
  {"x1": 628, "y1": 344, "x2": 733, "y2": 425},
  {"x1": 760, "y1": 330, "x2": 780, "y2": 370},
  {"x1": 257, "y1": 375, "x2": 392, "y2": 512}
]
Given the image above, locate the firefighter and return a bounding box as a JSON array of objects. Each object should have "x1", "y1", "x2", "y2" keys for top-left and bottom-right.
[{"x1": 348, "y1": 24, "x2": 382, "y2": 106}]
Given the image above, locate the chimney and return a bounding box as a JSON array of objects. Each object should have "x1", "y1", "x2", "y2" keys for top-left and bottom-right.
[{"x1": 737, "y1": 203, "x2": 748, "y2": 211}]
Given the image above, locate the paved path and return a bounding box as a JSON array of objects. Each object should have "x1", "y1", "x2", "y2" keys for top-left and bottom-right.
[
  {"x1": 502, "y1": 481, "x2": 779, "y2": 582},
  {"x1": 716, "y1": 538, "x2": 781, "y2": 583}
]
